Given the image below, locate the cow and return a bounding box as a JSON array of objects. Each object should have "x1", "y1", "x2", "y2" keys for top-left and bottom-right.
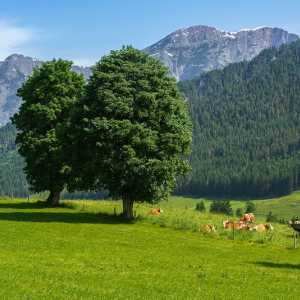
[
  {"x1": 223, "y1": 220, "x2": 234, "y2": 229},
  {"x1": 240, "y1": 213, "x2": 255, "y2": 223},
  {"x1": 223, "y1": 220, "x2": 239, "y2": 230},
  {"x1": 238, "y1": 222, "x2": 251, "y2": 231},
  {"x1": 148, "y1": 208, "x2": 163, "y2": 216},
  {"x1": 223, "y1": 220, "x2": 251, "y2": 230},
  {"x1": 251, "y1": 223, "x2": 274, "y2": 232},
  {"x1": 200, "y1": 224, "x2": 216, "y2": 233}
]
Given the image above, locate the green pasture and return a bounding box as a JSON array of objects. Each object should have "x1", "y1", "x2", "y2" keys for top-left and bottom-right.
[{"x1": 0, "y1": 195, "x2": 299, "y2": 299}]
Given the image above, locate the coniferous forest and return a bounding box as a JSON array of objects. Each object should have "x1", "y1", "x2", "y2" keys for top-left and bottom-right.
[
  {"x1": 0, "y1": 123, "x2": 28, "y2": 197},
  {"x1": 3, "y1": 40, "x2": 300, "y2": 198},
  {"x1": 178, "y1": 40, "x2": 300, "y2": 198}
]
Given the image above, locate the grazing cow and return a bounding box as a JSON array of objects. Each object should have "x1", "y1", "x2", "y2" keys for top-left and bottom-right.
[
  {"x1": 240, "y1": 213, "x2": 255, "y2": 223},
  {"x1": 238, "y1": 222, "x2": 251, "y2": 231},
  {"x1": 223, "y1": 220, "x2": 240, "y2": 230},
  {"x1": 200, "y1": 224, "x2": 216, "y2": 233},
  {"x1": 148, "y1": 208, "x2": 163, "y2": 216},
  {"x1": 223, "y1": 220, "x2": 251, "y2": 230},
  {"x1": 223, "y1": 220, "x2": 234, "y2": 229},
  {"x1": 251, "y1": 223, "x2": 273, "y2": 232}
]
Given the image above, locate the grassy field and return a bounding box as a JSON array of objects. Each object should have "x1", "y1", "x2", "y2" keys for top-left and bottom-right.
[{"x1": 0, "y1": 195, "x2": 300, "y2": 299}]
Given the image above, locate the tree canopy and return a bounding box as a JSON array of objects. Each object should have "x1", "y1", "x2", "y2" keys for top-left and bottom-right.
[
  {"x1": 12, "y1": 59, "x2": 85, "y2": 205},
  {"x1": 68, "y1": 46, "x2": 192, "y2": 218}
]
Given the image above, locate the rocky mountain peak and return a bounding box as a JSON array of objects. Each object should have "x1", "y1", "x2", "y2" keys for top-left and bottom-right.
[
  {"x1": 0, "y1": 54, "x2": 91, "y2": 126},
  {"x1": 144, "y1": 25, "x2": 299, "y2": 80},
  {"x1": 0, "y1": 54, "x2": 41, "y2": 81}
]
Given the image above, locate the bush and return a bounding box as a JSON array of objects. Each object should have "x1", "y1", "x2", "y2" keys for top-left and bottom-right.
[
  {"x1": 210, "y1": 200, "x2": 233, "y2": 215},
  {"x1": 195, "y1": 201, "x2": 206, "y2": 212},
  {"x1": 278, "y1": 218, "x2": 287, "y2": 224},
  {"x1": 266, "y1": 211, "x2": 278, "y2": 222},
  {"x1": 236, "y1": 208, "x2": 243, "y2": 217},
  {"x1": 245, "y1": 201, "x2": 256, "y2": 213}
]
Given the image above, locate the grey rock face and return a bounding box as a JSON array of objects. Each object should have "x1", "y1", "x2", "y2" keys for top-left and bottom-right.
[
  {"x1": 0, "y1": 54, "x2": 91, "y2": 126},
  {"x1": 0, "y1": 54, "x2": 40, "y2": 126},
  {"x1": 144, "y1": 25, "x2": 299, "y2": 81}
]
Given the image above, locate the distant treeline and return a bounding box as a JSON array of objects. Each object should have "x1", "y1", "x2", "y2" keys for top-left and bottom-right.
[
  {"x1": 3, "y1": 40, "x2": 300, "y2": 198},
  {"x1": 178, "y1": 40, "x2": 300, "y2": 198}
]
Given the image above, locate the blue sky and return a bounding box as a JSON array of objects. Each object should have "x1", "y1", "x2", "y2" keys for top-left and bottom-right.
[{"x1": 1, "y1": 0, "x2": 300, "y2": 65}]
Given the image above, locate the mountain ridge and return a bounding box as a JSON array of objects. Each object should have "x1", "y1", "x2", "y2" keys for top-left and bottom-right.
[
  {"x1": 144, "y1": 25, "x2": 299, "y2": 80},
  {"x1": 0, "y1": 54, "x2": 91, "y2": 126},
  {"x1": 0, "y1": 25, "x2": 298, "y2": 126}
]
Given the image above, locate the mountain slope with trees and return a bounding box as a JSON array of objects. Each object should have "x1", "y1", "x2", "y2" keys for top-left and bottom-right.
[
  {"x1": 0, "y1": 123, "x2": 28, "y2": 197},
  {"x1": 178, "y1": 40, "x2": 300, "y2": 197},
  {"x1": 3, "y1": 41, "x2": 300, "y2": 198}
]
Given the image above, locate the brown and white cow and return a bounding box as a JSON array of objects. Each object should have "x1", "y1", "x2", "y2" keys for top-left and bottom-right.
[
  {"x1": 251, "y1": 223, "x2": 273, "y2": 232},
  {"x1": 148, "y1": 208, "x2": 163, "y2": 216},
  {"x1": 240, "y1": 213, "x2": 255, "y2": 223},
  {"x1": 200, "y1": 224, "x2": 216, "y2": 233},
  {"x1": 223, "y1": 220, "x2": 251, "y2": 230}
]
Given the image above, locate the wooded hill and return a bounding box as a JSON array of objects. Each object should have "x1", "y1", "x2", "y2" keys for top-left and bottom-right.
[
  {"x1": 178, "y1": 40, "x2": 300, "y2": 197},
  {"x1": 0, "y1": 123, "x2": 28, "y2": 197},
  {"x1": 3, "y1": 40, "x2": 300, "y2": 198},
  {"x1": 0, "y1": 123, "x2": 107, "y2": 199}
]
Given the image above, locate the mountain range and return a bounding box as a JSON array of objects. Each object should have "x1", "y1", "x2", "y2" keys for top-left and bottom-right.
[
  {"x1": 145, "y1": 25, "x2": 298, "y2": 80},
  {"x1": 0, "y1": 25, "x2": 298, "y2": 126},
  {"x1": 0, "y1": 54, "x2": 91, "y2": 126}
]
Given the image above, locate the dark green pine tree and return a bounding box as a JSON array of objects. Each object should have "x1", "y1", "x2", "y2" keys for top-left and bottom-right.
[
  {"x1": 12, "y1": 60, "x2": 85, "y2": 206},
  {"x1": 67, "y1": 46, "x2": 192, "y2": 219}
]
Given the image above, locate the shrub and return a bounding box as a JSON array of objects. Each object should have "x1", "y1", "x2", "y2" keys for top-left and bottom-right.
[
  {"x1": 210, "y1": 200, "x2": 233, "y2": 215},
  {"x1": 278, "y1": 218, "x2": 287, "y2": 224},
  {"x1": 236, "y1": 208, "x2": 243, "y2": 217},
  {"x1": 195, "y1": 201, "x2": 206, "y2": 212},
  {"x1": 266, "y1": 211, "x2": 278, "y2": 222},
  {"x1": 245, "y1": 201, "x2": 256, "y2": 213}
]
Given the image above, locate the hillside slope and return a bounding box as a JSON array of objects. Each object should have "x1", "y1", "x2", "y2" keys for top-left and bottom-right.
[
  {"x1": 0, "y1": 123, "x2": 28, "y2": 197},
  {"x1": 179, "y1": 40, "x2": 300, "y2": 197}
]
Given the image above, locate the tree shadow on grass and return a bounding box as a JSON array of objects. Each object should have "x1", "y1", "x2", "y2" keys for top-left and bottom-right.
[
  {"x1": 0, "y1": 201, "x2": 52, "y2": 210},
  {"x1": 254, "y1": 261, "x2": 300, "y2": 270},
  {"x1": 0, "y1": 211, "x2": 134, "y2": 224}
]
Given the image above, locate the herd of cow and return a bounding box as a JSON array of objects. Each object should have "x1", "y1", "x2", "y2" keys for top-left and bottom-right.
[
  {"x1": 148, "y1": 209, "x2": 274, "y2": 234},
  {"x1": 201, "y1": 213, "x2": 273, "y2": 233}
]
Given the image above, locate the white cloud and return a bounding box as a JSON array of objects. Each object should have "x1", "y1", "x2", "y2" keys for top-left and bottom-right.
[{"x1": 0, "y1": 19, "x2": 37, "y2": 60}]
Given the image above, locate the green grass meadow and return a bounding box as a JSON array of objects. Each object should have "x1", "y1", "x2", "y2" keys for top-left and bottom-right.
[{"x1": 0, "y1": 194, "x2": 300, "y2": 299}]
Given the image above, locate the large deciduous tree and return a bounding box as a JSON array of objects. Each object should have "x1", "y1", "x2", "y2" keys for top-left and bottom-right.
[
  {"x1": 69, "y1": 46, "x2": 192, "y2": 218},
  {"x1": 12, "y1": 60, "x2": 85, "y2": 206}
]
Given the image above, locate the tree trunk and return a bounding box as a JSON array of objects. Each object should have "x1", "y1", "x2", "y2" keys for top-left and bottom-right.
[
  {"x1": 47, "y1": 189, "x2": 61, "y2": 206},
  {"x1": 122, "y1": 197, "x2": 134, "y2": 219}
]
